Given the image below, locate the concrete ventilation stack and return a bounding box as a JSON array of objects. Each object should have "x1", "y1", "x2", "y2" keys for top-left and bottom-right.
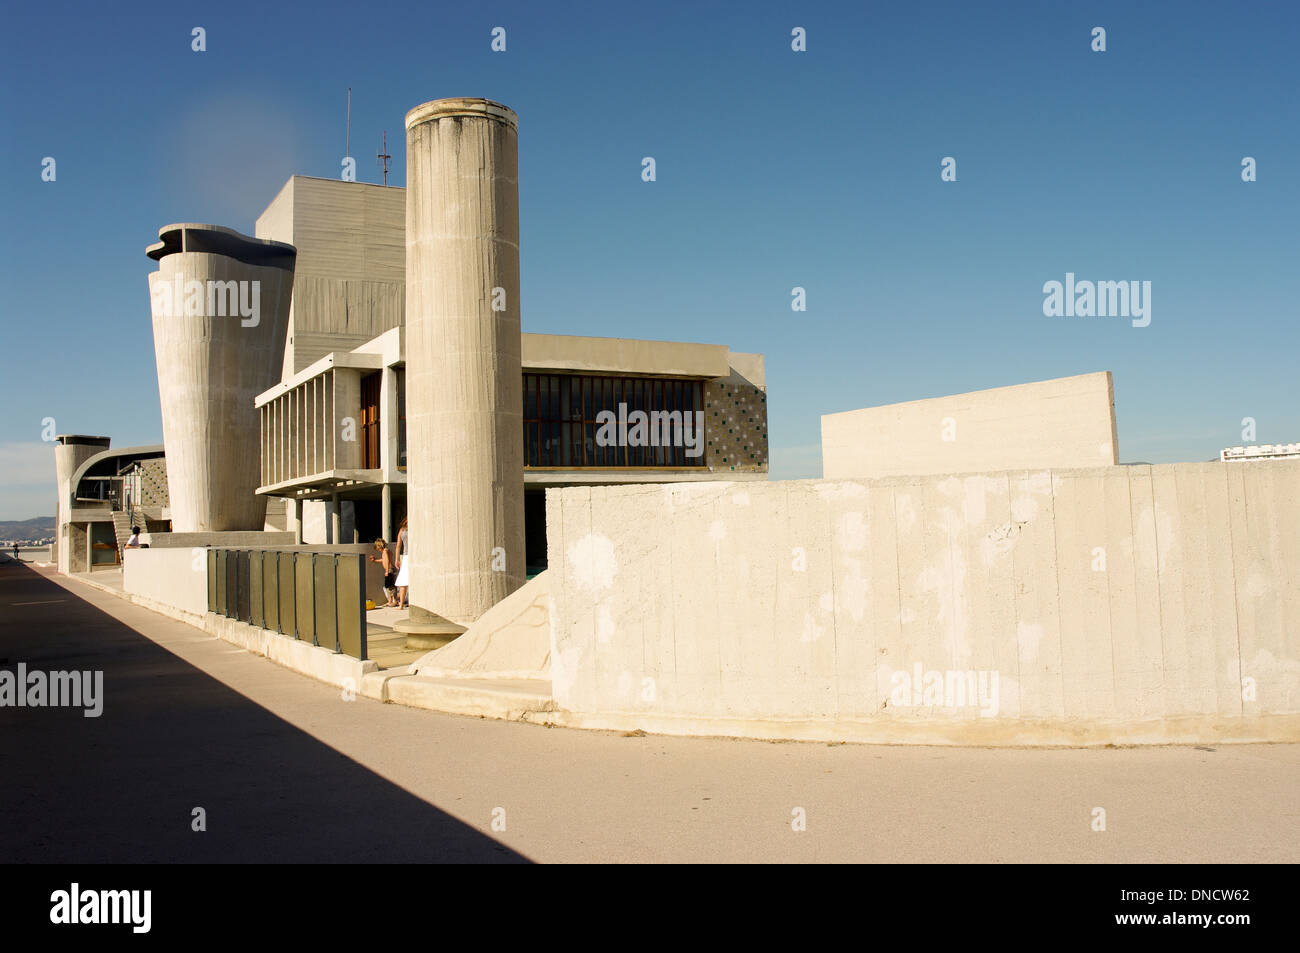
[
  {"x1": 399, "y1": 98, "x2": 525, "y2": 643},
  {"x1": 145, "y1": 224, "x2": 296, "y2": 532},
  {"x1": 54, "y1": 434, "x2": 111, "y2": 573}
]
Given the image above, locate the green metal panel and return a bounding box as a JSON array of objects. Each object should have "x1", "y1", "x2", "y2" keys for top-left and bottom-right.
[
  {"x1": 207, "y1": 549, "x2": 217, "y2": 613},
  {"x1": 263, "y1": 551, "x2": 279, "y2": 633},
  {"x1": 278, "y1": 552, "x2": 296, "y2": 638},
  {"x1": 295, "y1": 553, "x2": 315, "y2": 644},
  {"x1": 336, "y1": 554, "x2": 367, "y2": 660},
  {"x1": 225, "y1": 550, "x2": 238, "y2": 618},
  {"x1": 249, "y1": 551, "x2": 264, "y2": 628},
  {"x1": 214, "y1": 549, "x2": 227, "y2": 617},
  {"x1": 313, "y1": 554, "x2": 338, "y2": 653},
  {"x1": 236, "y1": 550, "x2": 251, "y2": 621}
]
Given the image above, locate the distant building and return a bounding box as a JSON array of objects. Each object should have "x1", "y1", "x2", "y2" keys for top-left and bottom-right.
[
  {"x1": 1221, "y1": 444, "x2": 1300, "y2": 462},
  {"x1": 53, "y1": 437, "x2": 167, "y2": 573}
]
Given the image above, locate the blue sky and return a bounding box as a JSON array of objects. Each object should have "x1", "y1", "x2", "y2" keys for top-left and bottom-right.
[{"x1": 1, "y1": 0, "x2": 1296, "y2": 519}]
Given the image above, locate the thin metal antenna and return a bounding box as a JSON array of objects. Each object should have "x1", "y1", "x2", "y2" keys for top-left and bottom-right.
[
  {"x1": 377, "y1": 131, "x2": 392, "y2": 186},
  {"x1": 346, "y1": 88, "x2": 352, "y2": 159}
]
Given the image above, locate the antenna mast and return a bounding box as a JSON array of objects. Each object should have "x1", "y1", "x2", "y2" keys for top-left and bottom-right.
[
  {"x1": 346, "y1": 88, "x2": 351, "y2": 158},
  {"x1": 378, "y1": 131, "x2": 392, "y2": 186}
]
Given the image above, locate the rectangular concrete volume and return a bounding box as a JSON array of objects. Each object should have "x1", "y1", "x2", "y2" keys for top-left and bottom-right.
[{"x1": 822, "y1": 371, "x2": 1119, "y2": 479}]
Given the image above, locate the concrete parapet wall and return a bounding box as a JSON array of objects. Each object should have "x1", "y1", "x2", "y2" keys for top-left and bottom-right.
[
  {"x1": 822, "y1": 371, "x2": 1119, "y2": 479},
  {"x1": 545, "y1": 462, "x2": 1300, "y2": 745},
  {"x1": 123, "y1": 547, "x2": 209, "y2": 616},
  {"x1": 145, "y1": 531, "x2": 295, "y2": 548}
]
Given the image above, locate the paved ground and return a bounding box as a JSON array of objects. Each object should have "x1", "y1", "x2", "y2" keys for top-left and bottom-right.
[{"x1": 2, "y1": 558, "x2": 1297, "y2": 863}]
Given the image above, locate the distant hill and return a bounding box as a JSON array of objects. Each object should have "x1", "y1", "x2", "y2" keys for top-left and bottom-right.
[{"x1": 0, "y1": 517, "x2": 55, "y2": 543}]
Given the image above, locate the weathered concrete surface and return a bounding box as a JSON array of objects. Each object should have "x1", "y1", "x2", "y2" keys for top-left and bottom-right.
[
  {"x1": 404, "y1": 99, "x2": 524, "y2": 625},
  {"x1": 146, "y1": 224, "x2": 296, "y2": 531},
  {"x1": 546, "y1": 462, "x2": 1300, "y2": 745},
  {"x1": 53, "y1": 435, "x2": 111, "y2": 574},
  {"x1": 822, "y1": 371, "x2": 1118, "y2": 479},
  {"x1": 255, "y1": 176, "x2": 406, "y2": 378},
  {"x1": 411, "y1": 570, "x2": 552, "y2": 679},
  {"x1": 122, "y1": 547, "x2": 207, "y2": 616},
  {"x1": 9, "y1": 566, "x2": 1299, "y2": 863}
]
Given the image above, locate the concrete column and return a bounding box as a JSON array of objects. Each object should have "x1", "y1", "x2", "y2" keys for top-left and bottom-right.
[
  {"x1": 400, "y1": 98, "x2": 525, "y2": 638},
  {"x1": 381, "y1": 483, "x2": 393, "y2": 543},
  {"x1": 329, "y1": 493, "x2": 341, "y2": 544},
  {"x1": 292, "y1": 497, "x2": 303, "y2": 544}
]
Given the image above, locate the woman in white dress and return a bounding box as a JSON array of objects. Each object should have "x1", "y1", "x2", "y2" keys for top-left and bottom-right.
[{"x1": 393, "y1": 517, "x2": 410, "y2": 609}]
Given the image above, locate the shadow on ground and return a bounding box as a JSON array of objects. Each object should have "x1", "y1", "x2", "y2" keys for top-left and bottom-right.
[{"x1": 0, "y1": 561, "x2": 526, "y2": 863}]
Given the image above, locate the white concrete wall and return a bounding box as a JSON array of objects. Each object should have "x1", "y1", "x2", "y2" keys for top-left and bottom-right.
[
  {"x1": 546, "y1": 462, "x2": 1300, "y2": 744},
  {"x1": 123, "y1": 547, "x2": 209, "y2": 616},
  {"x1": 822, "y1": 371, "x2": 1118, "y2": 479}
]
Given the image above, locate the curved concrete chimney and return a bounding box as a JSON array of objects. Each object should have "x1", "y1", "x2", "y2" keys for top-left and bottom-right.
[{"x1": 145, "y1": 223, "x2": 295, "y2": 532}]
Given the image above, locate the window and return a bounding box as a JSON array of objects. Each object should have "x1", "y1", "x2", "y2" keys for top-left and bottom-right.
[
  {"x1": 360, "y1": 372, "x2": 381, "y2": 469},
  {"x1": 396, "y1": 368, "x2": 406, "y2": 471},
  {"x1": 522, "y1": 373, "x2": 705, "y2": 468}
]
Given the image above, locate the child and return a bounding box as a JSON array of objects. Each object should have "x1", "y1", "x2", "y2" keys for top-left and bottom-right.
[{"x1": 368, "y1": 539, "x2": 397, "y2": 607}]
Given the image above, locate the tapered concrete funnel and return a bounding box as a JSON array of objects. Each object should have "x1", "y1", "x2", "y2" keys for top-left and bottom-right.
[
  {"x1": 146, "y1": 224, "x2": 295, "y2": 532},
  {"x1": 400, "y1": 98, "x2": 525, "y2": 634}
]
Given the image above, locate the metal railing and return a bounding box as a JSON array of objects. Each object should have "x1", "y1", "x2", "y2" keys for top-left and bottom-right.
[{"x1": 206, "y1": 549, "x2": 367, "y2": 660}]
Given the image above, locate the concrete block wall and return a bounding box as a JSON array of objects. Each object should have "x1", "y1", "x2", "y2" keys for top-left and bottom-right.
[
  {"x1": 546, "y1": 462, "x2": 1300, "y2": 744},
  {"x1": 822, "y1": 371, "x2": 1119, "y2": 480}
]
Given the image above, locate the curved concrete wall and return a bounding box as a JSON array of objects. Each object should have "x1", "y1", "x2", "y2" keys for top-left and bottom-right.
[
  {"x1": 54, "y1": 435, "x2": 111, "y2": 573},
  {"x1": 146, "y1": 224, "x2": 295, "y2": 531},
  {"x1": 405, "y1": 99, "x2": 525, "y2": 624},
  {"x1": 546, "y1": 463, "x2": 1300, "y2": 745}
]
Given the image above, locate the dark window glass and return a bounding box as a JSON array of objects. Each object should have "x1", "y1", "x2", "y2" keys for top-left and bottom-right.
[{"x1": 521, "y1": 373, "x2": 708, "y2": 468}]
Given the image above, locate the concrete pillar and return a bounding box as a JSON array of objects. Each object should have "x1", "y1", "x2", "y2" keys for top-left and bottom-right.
[
  {"x1": 329, "y1": 493, "x2": 340, "y2": 544},
  {"x1": 381, "y1": 483, "x2": 393, "y2": 544},
  {"x1": 400, "y1": 98, "x2": 525, "y2": 637},
  {"x1": 292, "y1": 497, "x2": 303, "y2": 544}
]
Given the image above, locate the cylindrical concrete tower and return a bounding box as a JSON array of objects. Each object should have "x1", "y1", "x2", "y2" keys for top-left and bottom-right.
[
  {"x1": 403, "y1": 98, "x2": 525, "y2": 630},
  {"x1": 146, "y1": 224, "x2": 295, "y2": 532},
  {"x1": 54, "y1": 434, "x2": 111, "y2": 574}
]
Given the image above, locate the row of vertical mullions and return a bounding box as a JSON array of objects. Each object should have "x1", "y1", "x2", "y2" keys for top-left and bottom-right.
[{"x1": 522, "y1": 373, "x2": 703, "y2": 468}]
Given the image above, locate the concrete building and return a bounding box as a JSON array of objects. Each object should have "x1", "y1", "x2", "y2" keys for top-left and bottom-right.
[
  {"x1": 52, "y1": 437, "x2": 167, "y2": 573},
  {"x1": 255, "y1": 326, "x2": 766, "y2": 571},
  {"x1": 1221, "y1": 443, "x2": 1300, "y2": 462},
  {"x1": 249, "y1": 159, "x2": 767, "y2": 584}
]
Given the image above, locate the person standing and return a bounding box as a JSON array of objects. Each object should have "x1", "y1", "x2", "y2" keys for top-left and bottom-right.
[
  {"x1": 368, "y1": 539, "x2": 397, "y2": 608},
  {"x1": 393, "y1": 517, "x2": 410, "y2": 610}
]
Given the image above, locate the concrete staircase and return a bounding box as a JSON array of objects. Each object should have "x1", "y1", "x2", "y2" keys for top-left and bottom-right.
[{"x1": 111, "y1": 511, "x2": 134, "y2": 559}]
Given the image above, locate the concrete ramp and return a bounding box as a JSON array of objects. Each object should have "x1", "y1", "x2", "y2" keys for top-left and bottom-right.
[{"x1": 411, "y1": 570, "x2": 551, "y2": 679}]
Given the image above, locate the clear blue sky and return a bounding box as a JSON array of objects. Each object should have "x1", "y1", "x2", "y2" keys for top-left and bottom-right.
[{"x1": 1, "y1": 0, "x2": 1296, "y2": 519}]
